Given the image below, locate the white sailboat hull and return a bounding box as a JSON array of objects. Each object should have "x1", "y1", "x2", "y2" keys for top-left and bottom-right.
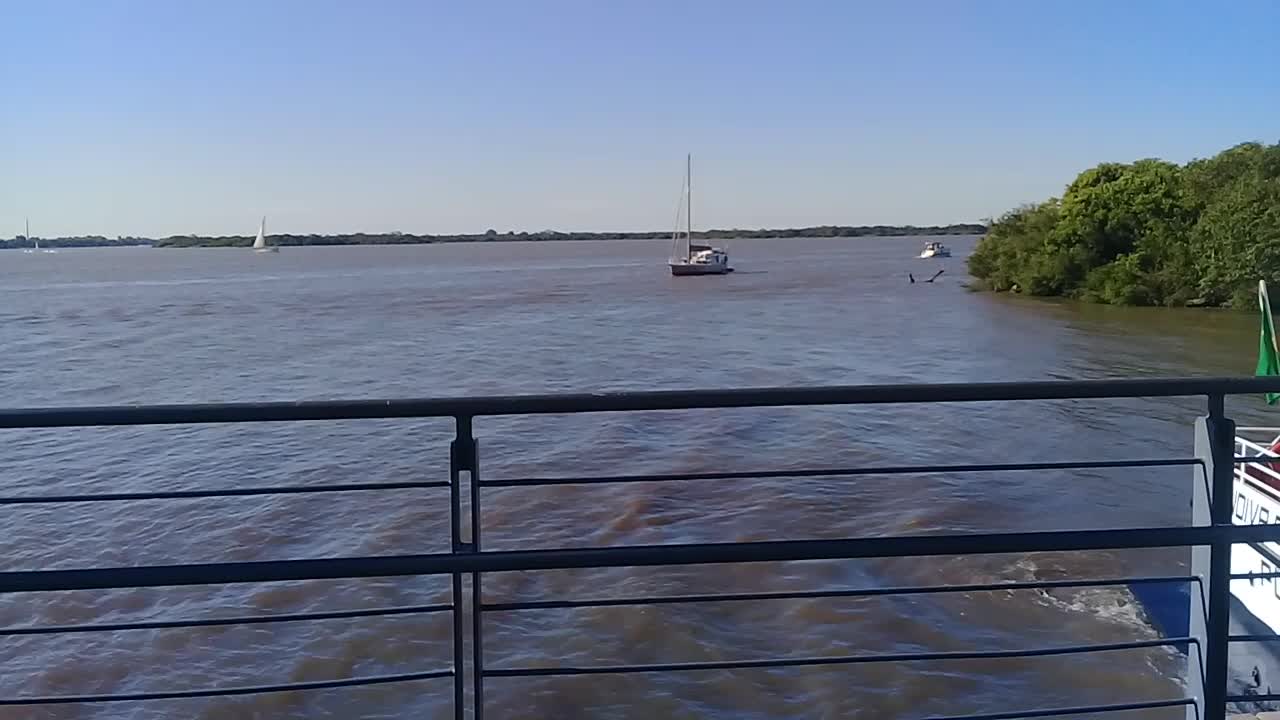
[
  {"x1": 670, "y1": 260, "x2": 730, "y2": 276},
  {"x1": 254, "y1": 247, "x2": 279, "y2": 254}
]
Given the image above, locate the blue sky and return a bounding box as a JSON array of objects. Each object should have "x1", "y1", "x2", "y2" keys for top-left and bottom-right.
[{"x1": 3, "y1": 0, "x2": 1278, "y2": 237}]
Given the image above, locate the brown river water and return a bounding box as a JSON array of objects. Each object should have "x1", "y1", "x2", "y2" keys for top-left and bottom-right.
[{"x1": 0, "y1": 236, "x2": 1270, "y2": 719}]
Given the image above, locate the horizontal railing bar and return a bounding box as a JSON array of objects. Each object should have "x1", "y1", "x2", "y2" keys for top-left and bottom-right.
[
  {"x1": 1243, "y1": 543, "x2": 1280, "y2": 574},
  {"x1": 483, "y1": 575, "x2": 1196, "y2": 612},
  {"x1": 0, "y1": 669, "x2": 452, "y2": 705},
  {"x1": 1226, "y1": 693, "x2": 1280, "y2": 702},
  {"x1": 4, "y1": 525, "x2": 1279, "y2": 592},
  {"x1": 919, "y1": 698, "x2": 1193, "y2": 720},
  {"x1": 486, "y1": 637, "x2": 1191, "y2": 677},
  {"x1": 485, "y1": 458, "x2": 1200, "y2": 488},
  {"x1": 0, "y1": 602, "x2": 453, "y2": 636},
  {"x1": 1, "y1": 376, "x2": 1278, "y2": 427},
  {"x1": 1231, "y1": 571, "x2": 1280, "y2": 580},
  {"x1": 1229, "y1": 634, "x2": 1280, "y2": 643},
  {"x1": 0, "y1": 480, "x2": 449, "y2": 505}
]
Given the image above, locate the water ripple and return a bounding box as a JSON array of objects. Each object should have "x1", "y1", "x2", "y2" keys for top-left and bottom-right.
[{"x1": 0, "y1": 239, "x2": 1244, "y2": 717}]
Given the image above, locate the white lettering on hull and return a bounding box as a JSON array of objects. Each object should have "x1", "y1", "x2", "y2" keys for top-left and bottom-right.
[
  {"x1": 1237, "y1": 486, "x2": 1275, "y2": 526},
  {"x1": 1231, "y1": 474, "x2": 1280, "y2": 633}
]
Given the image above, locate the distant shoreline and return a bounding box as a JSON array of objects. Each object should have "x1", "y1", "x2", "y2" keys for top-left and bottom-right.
[{"x1": 5, "y1": 224, "x2": 986, "y2": 249}]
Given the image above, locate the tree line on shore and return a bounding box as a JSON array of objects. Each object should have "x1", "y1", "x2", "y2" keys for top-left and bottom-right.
[
  {"x1": 968, "y1": 140, "x2": 1280, "y2": 308},
  {"x1": 5, "y1": 224, "x2": 985, "y2": 250},
  {"x1": 0, "y1": 236, "x2": 151, "y2": 249}
]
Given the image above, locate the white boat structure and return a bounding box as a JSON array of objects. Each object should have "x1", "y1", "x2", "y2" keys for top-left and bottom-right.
[
  {"x1": 919, "y1": 241, "x2": 951, "y2": 259},
  {"x1": 253, "y1": 216, "x2": 278, "y2": 254},
  {"x1": 1231, "y1": 430, "x2": 1280, "y2": 634},
  {"x1": 1233, "y1": 281, "x2": 1280, "y2": 640},
  {"x1": 669, "y1": 155, "x2": 730, "y2": 276},
  {"x1": 22, "y1": 219, "x2": 55, "y2": 254}
]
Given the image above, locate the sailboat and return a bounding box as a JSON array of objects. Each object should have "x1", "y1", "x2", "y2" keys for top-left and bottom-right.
[
  {"x1": 252, "y1": 216, "x2": 278, "y2": 253},
  {"x1": 668, "y1": 155, "x2": 730, "y2": 276},
  {"x1": 22, "y1": 219, "x2": 55, "y2": 254}
]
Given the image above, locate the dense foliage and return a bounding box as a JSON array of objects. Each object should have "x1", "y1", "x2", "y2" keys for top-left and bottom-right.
[{"x1": 968, "y1": 141, "x2": 1280, "y2": 307}]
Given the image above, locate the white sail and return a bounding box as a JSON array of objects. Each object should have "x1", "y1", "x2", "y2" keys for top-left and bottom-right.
[
  {"x1": 252, "y1": 217, "x2": 266, "y2": 249},
  {"x1": 670, "y1": 182, "x2": 688, "y2": 262},
  {"x1": 669, "y1": 156, "x2": 692, "y2": 262}
]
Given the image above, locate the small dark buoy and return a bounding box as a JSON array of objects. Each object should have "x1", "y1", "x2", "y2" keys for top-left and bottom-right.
[{"x1": 908, "y1": 273, "x2": 915, "y2": 284}]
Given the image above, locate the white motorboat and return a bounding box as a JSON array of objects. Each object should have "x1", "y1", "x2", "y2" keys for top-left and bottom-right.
[
  {"x1": 919, "y1": 241, "x2": 951, "y2": 259},
  {"x1": 253, "y1": 216, "x2": 279, "y2": 253},
  {"x1": 669, "y1": 155, "x2": 730, "y2": 276}
]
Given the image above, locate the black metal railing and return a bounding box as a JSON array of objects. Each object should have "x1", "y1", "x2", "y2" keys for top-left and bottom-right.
[{"x1": 3, "y1": 377, "x2": 1280, "y2": 719}]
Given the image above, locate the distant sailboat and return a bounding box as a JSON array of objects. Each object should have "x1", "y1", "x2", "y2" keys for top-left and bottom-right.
[
  {"x1": 22, "y1": 218, "x2": 55, "y2": 254},
  {"x1": 253, "y1": 216, "x2": 278, "y2": 253},
  {"x1": 668, "y1": 154, "x2": 730, "y2": 276}
]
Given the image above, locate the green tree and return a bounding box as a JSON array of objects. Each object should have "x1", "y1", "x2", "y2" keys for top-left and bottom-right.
[{"x1": 968, "y1": 140, "x2": 1280, "y2": 308}]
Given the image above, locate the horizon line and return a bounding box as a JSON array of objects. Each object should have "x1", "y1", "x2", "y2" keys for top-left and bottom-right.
[{"x1": 14, "y1": 221, "x2": 989, "y2": 241}]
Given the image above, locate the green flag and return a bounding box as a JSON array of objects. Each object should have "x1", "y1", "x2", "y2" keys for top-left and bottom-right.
[{"x1": 1258, "y1": 280, "x2": 1280, "y2": 405}]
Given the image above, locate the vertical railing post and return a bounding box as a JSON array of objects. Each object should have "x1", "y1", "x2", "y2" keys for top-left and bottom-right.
[
  {"x1": 466, "y1": 420, "x2": 485, "y2": 720},
  {"x1": 1189, "y1": 414, "x2": 1210, "y2": 720},
  {"x1": 451, "y1": 415, "x2": 483, "y2": 720},
  {"x1": 1196, "y1": 394, "x2": 1235, "y2": 720},
  {"x1": 449, "y1": 415, "x2": 478, "y2": 720}
]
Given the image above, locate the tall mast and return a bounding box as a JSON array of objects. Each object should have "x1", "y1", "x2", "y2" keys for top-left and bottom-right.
[
  {"x1": 25, "y1": 217, "x2": 29, "y2": 241},
  {"x1": 686, "y1": 153, "x2": 692, "y2": 245}
]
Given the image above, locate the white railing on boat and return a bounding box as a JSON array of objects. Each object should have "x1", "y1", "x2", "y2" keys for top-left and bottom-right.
[{"x1": 1235, "y1": 430, "x2": 1280, "y2": 488}]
